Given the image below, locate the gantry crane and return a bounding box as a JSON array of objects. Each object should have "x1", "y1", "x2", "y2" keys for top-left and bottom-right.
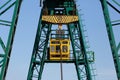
[
  {"x1": 1, "y1": 0, "x2": 120, "y2": 80},
  {"x1": 100, "y1": 0, "x2": 120, "y2": 80},
  {"x1": 27, "y1": 0, "x2": 95, "y2": 80},
  {"x1": 0, "y1": 0, "x2": 22, "y2": 80}
]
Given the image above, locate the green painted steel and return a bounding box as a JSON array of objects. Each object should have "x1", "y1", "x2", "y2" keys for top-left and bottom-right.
[
  {"x1": 68, "y1": 25, "x2": 81, "y2": 80},
  {"x1": 0, "y1": 0, "x2": 22, "y2": 80},
  {"x1": 112, "y1": 0, "x2": 120, "y2": 7},
  {"x1": 100, "y1": 0, "x2": 120, "y2": 80},
  {"x1": 27, "y1": 0, "x2": 94, "y2": 80}
]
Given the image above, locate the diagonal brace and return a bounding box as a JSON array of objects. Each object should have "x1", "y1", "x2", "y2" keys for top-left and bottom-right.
[
  {"x1": 107, "y1": 1, "x2": 120, "y2": 14},
  {"x1": 0, "y1": 2, "x2": 16, "y2": 15},
  {"x1": 0, "y1": 37, "x2": 6, "y2": 53},
  {"x1": 112, "y1": 0, "x2": 120, "y2": 7},
  {"x1": 117, "y1": 42, "x2": 120, "y2": 52},
  {"x1": 0, "y1": 0, "x2": 12, "y2": 10}
]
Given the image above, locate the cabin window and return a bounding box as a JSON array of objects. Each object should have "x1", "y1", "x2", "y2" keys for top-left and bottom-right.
[
  {"x1": 56, "y1": 45, "x2": 60, "y2": 53},
  {"x1": 62, "y1": 46, "x2": 68, "y2": 53},
  {"x1": 51, "y1": 46, "x2": 55, "y2": 52},
  {"x1": 62, "y1": 41, "x2": 68, "y2": 44}
]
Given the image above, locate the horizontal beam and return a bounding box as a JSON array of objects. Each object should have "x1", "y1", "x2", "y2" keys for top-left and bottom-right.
[
  {"x1": 112, "y1": 20, "x2": 120, "y2": 26},
  {"x1": 112, "y1": 23, "x2": 120, "y2": 26},
  {"x1": 38, "y1": 59, "x2": 85, "y2": 65},
  {"x1": 0, "y1": 54, "x2": 5, "y2": 57},
  {"x1": 0, "y1": 20, "x2": 11, "y2": 26},
  {"x1": 112, "y1": 20, "x2": 120, "y2": 23},
  {"x1": 0, "y1": 20, "x2": 11, "y2": 24},
  {"x1": 34, "y1": 59, "x2": 93, "y2": 65},
  {"x1": 0, "y1": 23, "x2": 11, "y2": 26},
  {"x1": 42, "y1": 15, "x2": 78, "y2": 24}
]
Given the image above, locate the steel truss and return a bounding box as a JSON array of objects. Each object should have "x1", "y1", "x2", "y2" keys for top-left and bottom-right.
[
  {"x1": 100, "y1": 0, "x2": 120, "y2": 80},
  {"x1": 0, "y1": 0, "x2": 22, "y2": 80},
  {"x1": 27, "y1": 0, "x2": 95, "y2": 80}
]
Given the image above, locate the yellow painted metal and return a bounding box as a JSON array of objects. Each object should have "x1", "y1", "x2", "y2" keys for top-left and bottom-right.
[
  {"x1": 49, "y1": 39, "x2": 70, "y2": 60},
  {"x1": 42, "y1": 15, "x2": 78, "y2": 24}
]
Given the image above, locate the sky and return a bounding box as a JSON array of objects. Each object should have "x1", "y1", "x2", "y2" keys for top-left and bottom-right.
[{"x1": 0, "y1": 0, "x2": 120, "y2": 80}]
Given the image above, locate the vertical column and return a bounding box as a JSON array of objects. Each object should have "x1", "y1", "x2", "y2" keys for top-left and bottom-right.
[{"x1": 100, "y1": 0, "x2": 120, "y2": 80}]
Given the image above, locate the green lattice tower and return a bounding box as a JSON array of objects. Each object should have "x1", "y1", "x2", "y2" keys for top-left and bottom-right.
[
  {"x1": 100, "y1": 0, "x2": 120, "y2": 80},
  {"x1": 0, "y1": 0, "x2": 22, "y2": 80},
  {"x1": 27, "y1": 0, "x2": 94, "y2": 80}
]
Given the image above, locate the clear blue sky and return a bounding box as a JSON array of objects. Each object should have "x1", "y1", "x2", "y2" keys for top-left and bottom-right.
[{"x1": 2, "y1": 0, "x2": 119, "y2": 80}]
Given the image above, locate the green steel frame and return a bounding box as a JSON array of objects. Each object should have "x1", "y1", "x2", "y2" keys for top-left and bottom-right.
[
  {"x1": 27, "y1": 0, "x2": 94, "y2": 80},
  {"x1": 0, "y1": 0, "x2": 22, "y2": 80},
  {"x1": 100, "y1": 0, "x2": 120, "y2": 80}
]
